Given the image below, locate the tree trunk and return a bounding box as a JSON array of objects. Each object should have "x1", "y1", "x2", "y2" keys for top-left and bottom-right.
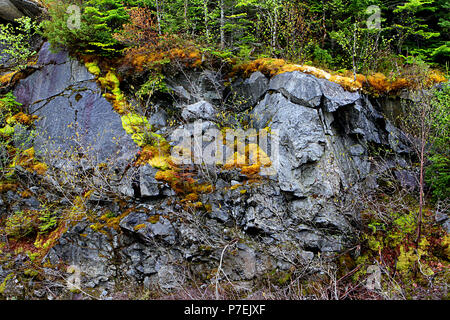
[
  {"x1": 220, "y1": 0, "x2": 225, "y2": 49},
  {"x1": 272, "y1": 1, "x2": 278, "y2": 52},
  {"x1": 416, "y1": 115, "x2": 426, "y2": 245},
  {"x1": 352, "y1": 22, "x2": 357, "y2": 81},
  {"x1": 155, "y1": 0, "x2": 162, "y2": 35},
  {"x1": 184, "y1": 0, "x2": 188, "y2": 32},
  {"x1": 204, "y1": 0, "x2": 210, "y2": 41}
]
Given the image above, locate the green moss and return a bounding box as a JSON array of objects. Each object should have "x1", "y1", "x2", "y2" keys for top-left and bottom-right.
[
  {"x1": 277, "y1": 271, "x2": 292, "y2": 285},
  {"x1": 98, "y1": 71, "x2": 120, "y2": 91},
  {"x1": 85, "y1": 61, "x2": 101, "y2": 76},
  {"x1": 397, "y1": 246, "x2": 417, "y2": 274},
  {"x1": 0, "y1": 124, "x2": 14, "y2": 136},
  {"x1": 121, "y1": 113, "x2": 150, "y2": 146},
  {"x1": 0, "y1": 273, "x2": 14, "y2": 294}
]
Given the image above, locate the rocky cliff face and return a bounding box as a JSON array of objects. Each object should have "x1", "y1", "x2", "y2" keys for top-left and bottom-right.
[
  {"x1": 0, "y1": 0, "x2": 42, "y2": 22},
  {"x1": 0, "y1": 42, "x2": 414, "y2": 295}
]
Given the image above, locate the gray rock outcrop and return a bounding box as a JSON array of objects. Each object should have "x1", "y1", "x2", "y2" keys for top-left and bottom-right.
[
  {"x1": 4, "y1": 42, "x2": 415, "y2": 294},
  {"x1": 0, "y1": 0, "x2": 42, "y2": 22},
  {"x1": 13, "y1": 42, "x2": 138, "y2": 166}
]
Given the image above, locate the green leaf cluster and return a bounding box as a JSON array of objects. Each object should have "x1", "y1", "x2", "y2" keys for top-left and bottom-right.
[
  {"x1": 40, "y1": 0, "x2": 130, "y2": 56},
  {"x1": 0, "y1": 17, "x2": 39, "y2": 71}
]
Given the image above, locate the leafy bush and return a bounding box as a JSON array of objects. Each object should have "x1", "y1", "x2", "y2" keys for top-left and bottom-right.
[
  {"x1": 4, "y1": 206, "x2": 59, "y2": 239},
  {"x1": 425, "y1": 83, "x2": 450, "y2": 201},
  {"x1": 40, "y1": 0, "x2": 129, "y2": 56},
  {"x1": 0, "y1": 92, "x2": 22, "y2": 123},
  {"x1": 0, "y1": 93, "x2": 23, "y2": 179},
  {"x1": 0, "y1": 17, "x2": 39, "y2": 70},
  {"x1": 4, "y1": 210, "x2": 40, "y2": 239},
  {"x1": 311, "y1": 45, "x2": 333, "y2": 68},
  {"x1": 426, "y1": 155, "x2": 450, "y2": 201}
]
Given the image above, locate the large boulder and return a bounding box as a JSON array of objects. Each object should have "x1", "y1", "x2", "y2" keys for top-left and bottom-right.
[
  {"x1": 10, "y1": 0, "x2": 42, "y2": 18},
  {"x1": 269, "y1": 71, "x2": 323, "y2": 108},
  {"x1": 230, "y1": 71, "x2": 269, "y2": 110},
  {"x1": 0, "y1": 0, "x2": 42, "y2": 22},
  {"x1": 0, "y1": 0, "x2": 24, "y2": 21},
  {"x1": 13, "y1": 42, "x2": 138, "y2": 165},
  {"x1": 24, "y1": 69, "x2": 413, "y2": 292},
  {"x1": 181, "y1": 100, "x2": 217, "y2": 122}
]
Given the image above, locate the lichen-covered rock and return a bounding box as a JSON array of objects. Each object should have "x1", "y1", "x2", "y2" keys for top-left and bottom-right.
[
  {"x1": 13, "y1": 42, "x2": 138, "y2": 165},
  {"x1": 139, "y1": 165, "x2": 161, "y2": 197},
  {"x1": 269, "y1": 71, "x2": 323, "y2": 107},
  {"x1": 14, "y1": 65, "x2": 413, "y2": 294},
  {"x1": 45, "y1": 221, "x2": 118, "y2": 289},
  {"x1": 231, "y1": 71, "x2": 269, "y2": 109},
  {"x1": 181, "y1": 100, "x2": 217, "y2": 122}
]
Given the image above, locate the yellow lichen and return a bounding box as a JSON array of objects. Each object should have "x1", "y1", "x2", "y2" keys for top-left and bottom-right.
[
  {"x1": 0, "y1": 72, "x2": 16, "y2": 86},
  {"x1": 148, "y1": 215, "x2": 160, "y2": 224},
  {"x1": 85, "y1": 61, "x2": 101, "y2": 76},
  {"x1": 134, "y1": 223, "x2": 146, "y2": 231}
]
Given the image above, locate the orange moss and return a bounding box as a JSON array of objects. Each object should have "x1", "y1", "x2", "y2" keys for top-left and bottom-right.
[
  {"x1": 195, "y1": 184, "x2": 213, "y2": 193},
  {"x1": 125, "y1": 45, "x2": 202, "y2": 73},
  {"x1": 232, "y1": 58, "x2": 447, "y2": 94},
  {"x1": 9, "y1": 147, "x2": 47, "y2": 176},
  {"x1": 134, "y1": 223, "x2": 146, "y2": 231},
  {"x1": 231, "y1": 58, "x2": 363, "y2": 91},
  {"x1": 21, "y1": 189, "x2": 33, "y2": 198},
  {"x1": 241, "y1": 164, "x2": 261, "y2": 176},
  {"x1": 223, "y1": 143, "x2": 272, "y2": 177},
  {"x1": 0, "y1": 71, "x2": 26, "y2": 87},
  {"x1": 0, "y1": 183, "x2": 17, "y2": 193},
  {"x1": 32, "y1": 162, "x2": 48, "y2": 175},
  {"x1": 183, "y1": 192, "x2": 199, "y2": 202},
  {"x1": 135, "y1": 145, "x2": 159, "y2": 166},
  {"x1": 0, "y1": 72, "x2": 16, "y2": 86},
  {"x1": 148, "y1": 215, "x2": 160, "y2": 224},
  {"x1": 425, "y1": 70, "x2": 448, "y2": 87},
  {"x1": 33, "y1": 223, "x2": 69, "y2": 259},
  {"x1": 10, "y1": 112, "x2": 36, "y2": 126},
  {"x1": 90, "y1": 210, "x2": 130, "y2": 233},
  {"x1": 366, "y1": 73, "x2": 412, "y2": 94}
]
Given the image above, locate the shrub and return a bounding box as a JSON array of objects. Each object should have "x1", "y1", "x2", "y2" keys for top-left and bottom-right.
[
  {"x1": 425, "y1": 155, "x2": 450, "y2": 201},
  {"x1": 40, "y1": 0, "x2": 129, "y2": 56},
  {"x1": 425, "y1": 83, "x2": 450, "y2": 201},
  {"x1": 4, "y1": 210, "x2": 40, "y2": 239},
  {"x1": 0, "y1": 17, "x2": 39, "y2": 71}
]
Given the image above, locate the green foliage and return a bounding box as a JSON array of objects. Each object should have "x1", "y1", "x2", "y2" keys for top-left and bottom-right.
[
  {"x1": 425, "y1": 155, "x2": 450, "y2": 201},
  {"x1": 40, "y1": 0, "x2": 130, "y2": 56},
  {"x1": 121, "y1": 112, "x2": 163, "y2": 147},
  {"x1": 0, "y1": 17, "x2": 39, "y2": 71},
  {"x1": 425, "y1": 83, "x2": 450, "y2": 201},
  {"x1": 0, "y1": 92, "x2": 22, "y2": 123},
  {"x1": 4, "y1": 205, "x2": 59, "y2": 239},
  {"x1": 37, "y1": 0, "x2": 449, "y2": 70},
  {"x1": 4, "y1": 210, "x2": 39, "y2": 239},
  {"x1": 311, "y1": 45, "x2": 333, "y2": 68},
  {"x1": 136, "y1": 73, "x2": 169, "y2": 101},
  {"x1": 38, "y1": 207, "x2": 59, "y2": 234},
  {"x1": 0, "y1": 93, "x2": 22, "y2": 179}
]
